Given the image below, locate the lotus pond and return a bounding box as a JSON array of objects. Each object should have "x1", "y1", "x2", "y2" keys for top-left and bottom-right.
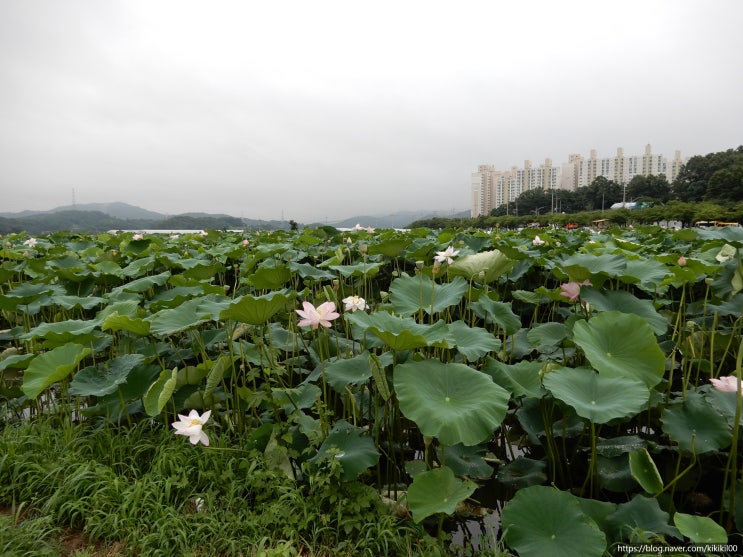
[{"x1": 1, "y1": 224, "x2": 743, "y2": 555}]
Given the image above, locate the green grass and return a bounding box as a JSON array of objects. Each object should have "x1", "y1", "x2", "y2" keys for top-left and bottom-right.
[{"x1": 0, "y1": 418, "x2": 448, "y2": 556}]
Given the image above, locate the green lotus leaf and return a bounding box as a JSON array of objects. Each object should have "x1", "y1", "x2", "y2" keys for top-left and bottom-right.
[
  {"x1": 446, "y1": 320, "x2": 501, "y2": 361},
  {"x1": 114, "y1": 271, "x2": 171, "y2": 293},
  {"x1": 272, "y1": 383, "x2": 321, "y2": 414},
  {"x1": 438, "y1": 443, "x2": 493, "y2": 479},
  {"x1": 346, "y1": 311, "x2": 450, "y2": 350},
  {"x1": 704, "y1": 388, "x2": 743, "y2": 427},
  {"x1": 620, "y1": 258, "x2": 672, "y2": 293},
  {"x1": 289, "y1": 262, "x2": 335, "y2": 282},
  {"x1": 143, "y1": 367, "x2": 178, "y2": 416},
  {"x1": 69, "y1": 354, "x2": 146, "y2": 397},
  {"x1": 309, "y1": 420, "x2": 379, "y2": 481},
  {"x1": 555, "y1": 253, "x2": 627, "y2": 282},
  {"x1": 497, "y1": 457, "x2": 547, "y2": 489},
  {"x1": 673, "y1": 512, "x2": 728, "y2": 543},
  {"x1": 469, "y1": 296, "x2": 521, "y2": 335},
  {"x1": 595, "y1": 435, "x2": 647, "y2": 458},
  {"x1": 394, "y1": 359, "x2": 509, "y2": 446},
  {"x1": 22, "y1": 343, "x2": 93, "y2": 399},
  {"x1": 579, "y1": 289, "x2": 668, "y2": 335},
  {"x1": 661, "y1": 392, "x2": 732, "y2": 453},
  {"x1": 501, "y1": 486, "x2": 606, "y2": 557},
  {"x1": 366, "y1": 237, "x2": 411, "y2": 257},
  {"x1": 324, "y1": 352, "x2": 373, "y2": 393},
  {"x1": 389, "y1": 274, "x2": 467, "y2": 316},
  {"x1": 483, "y1": 358, "x2": 544, "y2": 399},
  {"x1": 50, "y1": 294, "x2": 106, "y2": 310},
  {"x1": 447, "y1": 249, "x2": 515, "y2": 283},
  {"x1": 572, "y1": 311, "x2": 665, "y2": 387},
  {"x1": 328, "y1": 262, "x2": 383, "y2": 278},
  {"x1": 147, "y1": 294, "x2": 229, "y2": 336},
  {"x1": 527, "y1": 322, "x2": 568, "y2": 351},
  {"x1": 406, "y1": 466, "x2": 477, "y2": 523},
  {"x1": 605, "y1": 494, "x2": 680, "y2": 542},
  {"x1": 118, "y1": 255, "x2": 155, "y2": 278},
  {"x1": 629, "y1": 449, "x2": 663, "y2": 495},
  {"x1": 543, "y1": 367, "x2": 649, "y2": 424},
  {"x1": 597, "y1": 455, "x2": 635, "y2": 492},
  {"x1": 20, "y1": 320, "x2": 97, "y2": 342},
  {"x1": 203, "y1": 354, "x2": 235, "y2": 396},
  {"x1": 219, "y1": 291, "x2": 291, "y2": 325},
  {"x1": 100, "y1": 312, "x2": 151, "y2": 336},
  {"x1": 246, "y1": 262, "x2": 292, "y2": 289}
]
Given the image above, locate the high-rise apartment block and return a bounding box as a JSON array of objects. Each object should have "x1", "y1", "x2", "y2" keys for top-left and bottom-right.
[{"x1": 472, "y1": 145, "x2": 686, "y2": 217}]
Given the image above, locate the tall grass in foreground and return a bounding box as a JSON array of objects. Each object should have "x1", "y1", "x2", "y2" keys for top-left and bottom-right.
[{"x1": 0, "y1": 418, "x2": 451, "y2": 556}]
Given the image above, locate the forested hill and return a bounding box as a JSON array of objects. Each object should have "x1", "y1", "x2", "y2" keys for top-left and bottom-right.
[{"x1": 0, "y1": 210, "x2": 283, "y2": 235}]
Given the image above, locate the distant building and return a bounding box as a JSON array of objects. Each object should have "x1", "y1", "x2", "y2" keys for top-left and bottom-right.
[
  {"x1": 471, "y1": 145, "x2": 687, "y2": 217},
  {"x1": 471, "y1": 159, "x2": 559, "y2": 217}
]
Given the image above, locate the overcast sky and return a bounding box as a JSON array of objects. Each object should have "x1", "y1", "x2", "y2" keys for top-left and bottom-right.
[{"x1": 1, "y1": 1, "x2": 742, "y2": 223}]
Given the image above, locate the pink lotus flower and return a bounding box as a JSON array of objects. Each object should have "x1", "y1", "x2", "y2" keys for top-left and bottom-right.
[
  {"x1": 132, "y1": 233, "x2": 144, "y2": 240},
  {"x1": 710, "y1": 375, "x2": 743, "y2": 395},
  {"x1": 560, "y1": 279, "x2": 592, "y2": 302},
  {"x1": 296, "y1": 301, "x2": 340, "y2": 329},
  {"x1": 172, "y1": 409, "x2": 211, "y2": 446}
]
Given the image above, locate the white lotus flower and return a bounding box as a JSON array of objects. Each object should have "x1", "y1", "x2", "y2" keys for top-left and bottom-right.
[
  {"x1": 434, "y1": 246, "x2": 459, "y2": 264},
  {"x1": 23, "y1": 238, "x2": 37, "y2": 248},
  {"x1": 532, "y1": 235, "x2": 546, "y2": 246},
  {"x1": 172, "y1": 409, "x2": 211, "y2": 446},
  {"x1": 342, "y1": 295, "x2": 367, "y2": 312}
]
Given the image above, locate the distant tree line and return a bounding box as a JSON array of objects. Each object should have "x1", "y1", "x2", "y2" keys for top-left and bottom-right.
[
  {"x1": 0, "y1": 210, "x2": 277, "y2": 235},
  {"x1": 409, "y1": 146, "x2": 743, "y2": 229}
]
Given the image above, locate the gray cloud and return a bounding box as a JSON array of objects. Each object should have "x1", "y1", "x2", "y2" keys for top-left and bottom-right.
[{"x1": 1, "y1": 0, "x2": 742, "y2": 222}]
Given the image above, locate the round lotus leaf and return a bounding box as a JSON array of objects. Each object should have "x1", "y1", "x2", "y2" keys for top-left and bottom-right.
[
  {"x1": 501, "y1": 485, "x2": 606, "y2": 557},
  {"x1": 572, "y1": 311, "x2": 665, "y2": 388},
  {"x1": 394, "y1": 359, "x2": 510, "y2": 446},
  {"x1": 406, "y1": 466, "x2": 477, "y2": 523},
  {"x1": 543, "y1": 367, "x2": 649, "y2": 424}
]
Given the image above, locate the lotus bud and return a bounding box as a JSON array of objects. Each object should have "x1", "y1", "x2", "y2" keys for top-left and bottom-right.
[
  {"x1": 677, "y1": 256, "x2": 687, "y2": 267},
  {"x1": 359, "y1": 243, "x2": 368, "y2": 255}
]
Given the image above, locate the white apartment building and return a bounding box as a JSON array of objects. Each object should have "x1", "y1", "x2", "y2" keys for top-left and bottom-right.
[
  {"x1": 471, "y1": 159, "x2": 559, "y2": 217},
  {"x1": 472, "y1": 145, "x2": 686, "y2": 217}
]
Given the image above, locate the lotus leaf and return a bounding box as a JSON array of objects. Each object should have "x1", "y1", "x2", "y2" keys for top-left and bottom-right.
[
  {"x1": 572, "y1": 311, "x2": 665, "y2": 387},
  {"x1": 447, "y1": 249, "x2": 515, "y2": 283},
  {"x1": 469, "y1": 296, "x2": 521, "y2": 335},
  {"x1": 438, "y1": 443, "x2": 493, "y2": 479},
  {"x1": 628, "y1": 448, "x2": 663, "y2": 494},
  {"x1": 406, "y1": 466, "x2": 477, "y2": 523},
  {"x1": 673, "y1": 512, "x2": 728, "y2": 543},
  {"x1": 309, "y1": 420, "x2": 379, "y2": 481},
  {"x1": 501, "y1": 485, "x2": 606, "y2": 557},
  {"x1": 143, "y1": 367, "x2": 179, "y2": 416},
  {"x1": 605, "y1": 494, "x2": 680, "y2": 542},
  {"x1": 543, "y1": 367, "x2": 649, "y2": 424},
  {"x1": 394, "y1": 359, "x2": 509, "y2": 446},
  {"x1": 497, "y1": 457, "x2": 547, "y2": 489},
  {"x1": 219, "y1": 291, "x2": 291, "y2": 325},
  {"x1": 22, "y1": 343, "x2": 93, "y2": 399},
  {"x1": 661, "y1": 392, "x2": 732, "y2": 453},
  {"x1": 446, "y1": 320, "x2": 501, "y2": 360},
  {"x1": 69, "y1": 354, "x2": 146, "y2": 397},
  {"x1": 346, "y1": 311, "x2": 450, "y2": 350},
  {"x1": 389, "y1": 274, "x2": 467, "y2": 316}
]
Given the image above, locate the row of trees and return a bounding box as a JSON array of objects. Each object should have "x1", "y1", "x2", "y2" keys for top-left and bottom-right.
[{"x1": 488, "y1": 146, "x2": 743, "y2": 218}]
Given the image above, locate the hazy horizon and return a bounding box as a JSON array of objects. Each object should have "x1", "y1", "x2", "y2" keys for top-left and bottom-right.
[{"x1": 2, "y1": 1, "x2": 742, "y2": 222}]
